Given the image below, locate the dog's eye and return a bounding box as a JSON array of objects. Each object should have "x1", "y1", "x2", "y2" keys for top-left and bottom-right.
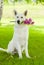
[
  {"x1": 17, "y1": 16, "x2": 19, "y2": 18},
  {"x1": 21, "y1": 17, "x2": 23, "y2": 18}
]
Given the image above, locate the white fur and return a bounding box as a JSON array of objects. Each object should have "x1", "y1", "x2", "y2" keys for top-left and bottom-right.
[{"x1": 0, "y1": 11, "x2": 30, "y2": 58}]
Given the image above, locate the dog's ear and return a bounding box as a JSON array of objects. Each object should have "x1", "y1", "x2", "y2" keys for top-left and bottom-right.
[
  {"x1": 24, "y1": 10, "x2": 27, "y2": 16},
  {"x1": 14, "y1": 10, "x2": 17, "y2": 15}
]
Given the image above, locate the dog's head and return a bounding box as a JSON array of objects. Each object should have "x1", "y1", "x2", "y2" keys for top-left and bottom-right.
[{"x1": 14, "y1": 10, "x2": 27, "y2": 24}]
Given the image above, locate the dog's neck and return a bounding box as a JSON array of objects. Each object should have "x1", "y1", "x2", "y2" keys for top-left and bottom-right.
[
  {"x1": 13, "y1": 24, "x2": 28, "y2": 39},
  {"x1": 15, "y1": 24, "x2": 27, "y2": 28}
]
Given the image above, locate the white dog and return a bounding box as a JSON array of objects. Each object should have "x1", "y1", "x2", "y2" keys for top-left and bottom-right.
[{"x1": 0, "y1": 10, "x2": 30, "y2": 59}]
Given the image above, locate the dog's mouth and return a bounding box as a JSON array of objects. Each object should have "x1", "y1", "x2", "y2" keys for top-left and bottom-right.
[
  {"x1": 20, "y1": 21, "x2": 24, "y2": 24},
  {"x1": 17, "y1": 21, "x2": 24, "y2": 24}
]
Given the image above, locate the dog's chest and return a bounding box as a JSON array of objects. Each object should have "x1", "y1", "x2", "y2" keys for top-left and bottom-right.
[{"x1": 14, "y1": 25, "x2": 28, "y2": 42}]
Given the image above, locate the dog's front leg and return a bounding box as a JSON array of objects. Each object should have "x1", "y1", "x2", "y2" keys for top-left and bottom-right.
[
  {"x1": 24, "y1": 28, "x2": 31, "y2": 58},
  {"x1": 25, "y1": 41, "x2": 30, "y2": 58},
  {"x1": 16, "y1": 42, "x2": 22, "y2": 59}
]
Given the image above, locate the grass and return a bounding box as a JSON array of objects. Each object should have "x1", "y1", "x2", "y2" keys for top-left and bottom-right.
[{"x1": 0, "y1": 25, "x2": 44, "y2": 65}]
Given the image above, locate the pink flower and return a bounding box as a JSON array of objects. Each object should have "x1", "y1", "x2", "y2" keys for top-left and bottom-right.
[
  {"x1": 24, "y1": 19, "x2": 28, "y2": 24},
  {"x1": 29, "y1": 18, "x2": 32, "y2": 22},
  {"x1": 24, "y1": 18, "x2": 34, "y2": 25}
]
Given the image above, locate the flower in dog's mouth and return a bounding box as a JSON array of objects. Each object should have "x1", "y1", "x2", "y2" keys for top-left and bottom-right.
[
  {"x1": 24, "y1": 18, "x2": 34, "y2": 25},
  {"x1": 19, "y1": 18, "x2": 34, "y2": 25}
]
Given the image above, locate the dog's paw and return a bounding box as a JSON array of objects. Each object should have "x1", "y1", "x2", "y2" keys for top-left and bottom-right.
[
  {"x1": 26, "y1": 55, "x2": 31, "y2": 59},
  {"x1": 19, "y1": 56, "x2": 22, "y2": 59}
]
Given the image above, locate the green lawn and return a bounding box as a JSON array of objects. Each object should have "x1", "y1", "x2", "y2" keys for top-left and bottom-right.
[{"x1": 0, "y1": 25, "x2": 44, "y2": 65}]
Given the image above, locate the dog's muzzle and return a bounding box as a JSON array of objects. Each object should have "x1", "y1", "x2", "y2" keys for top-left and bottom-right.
[
  {"x1": 17, "y1": 20, "x2": 23, "y2": 24},
  {"x1": 17, "y1": 20, "x2": 20, "y2": 24}
]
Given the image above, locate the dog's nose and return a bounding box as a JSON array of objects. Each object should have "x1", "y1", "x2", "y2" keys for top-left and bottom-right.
[{"x1": 17, "y1": 20, "x2": 20, "y2": 24}]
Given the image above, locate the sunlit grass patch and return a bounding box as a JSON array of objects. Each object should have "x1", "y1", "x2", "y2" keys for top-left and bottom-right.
[{"x1": 0, "y1": 25, "x2": 44, "y2": 65}]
